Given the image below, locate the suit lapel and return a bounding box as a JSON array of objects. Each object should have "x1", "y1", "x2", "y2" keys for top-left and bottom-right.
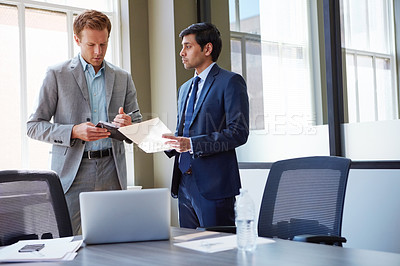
[
  {"x1": 190, "y1": 64, "x2": 219, "y2": 127},
  {"x1": 104, "y1": 62, "x2": 115, "y2": 109},
  {"x1": 71, "y1": 57, "x2": 91, "y2": 109}
]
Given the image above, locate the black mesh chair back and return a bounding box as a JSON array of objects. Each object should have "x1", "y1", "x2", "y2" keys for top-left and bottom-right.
[
  {"x1": 258, "y1": 156, "x2": 351, "y2": 244},
  {"x1": 0, "y1": 170, "x2": 73, "y2": 246}
]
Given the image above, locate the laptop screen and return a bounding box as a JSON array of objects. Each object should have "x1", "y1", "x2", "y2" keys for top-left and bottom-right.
[{"x1": 80, "y1": 188, "x2": 170, "y2": 244}]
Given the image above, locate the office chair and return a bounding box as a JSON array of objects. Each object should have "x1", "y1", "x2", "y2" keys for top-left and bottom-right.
[
  {"x1": 204, "y1": 156, "x2": 351, "y2": 246},
  {"x1": 0, "y1": 170, "x2": 73, "y2": 246},
  {"x1": 258, "y1": 156, "x2": 351, "y2": 246}
]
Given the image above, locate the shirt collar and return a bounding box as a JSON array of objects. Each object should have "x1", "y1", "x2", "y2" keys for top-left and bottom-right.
[
  {"x1": 78, "y1": 53, "x2": 105, "y2": 73},
  {"x1": 195, "y1": 62, "x2": 216, "y2": 82}
]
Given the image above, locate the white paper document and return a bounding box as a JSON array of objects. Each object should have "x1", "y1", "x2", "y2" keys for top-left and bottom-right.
[
  {"x1": 174, "y1": 231, "x2": 220, "y2": 241},
  {"x1": 174, "y1": 235, "x2": 275, "y2": 253},
  {"x1": 0, "y1": 237, "x2": 82, "y2": 262},
  {"x1": 118, "y1": 117, "x2": 173, "y2": 153}
]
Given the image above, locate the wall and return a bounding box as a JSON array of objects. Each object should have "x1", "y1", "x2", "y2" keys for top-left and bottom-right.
[
  {"x1": 147, "y1": 0, "x2": 183, "y2": 226},
  {"x1": 342, "y1": 169, "x2": 400, "y2": 253},
  {"x1": 239, "y1": 168, "x2": 400, "y2": 253},
  {"x1": 128, "y1": 0, "x2": 154, "y2": 188}
]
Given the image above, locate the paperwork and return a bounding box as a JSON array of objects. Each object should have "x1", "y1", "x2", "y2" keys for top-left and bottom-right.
[
  {"x1": 118, "y1": 117, "x2": 173, "y2": 153},
  {"x1": 0, "y1": 237, "x2": 82, "y2": 262},
  {"x1": 174, "y1": 231, "x2": 220, "y2": 241},
  {"x1": 174, "y1": 235, "x2": 275, "y2": 253}
]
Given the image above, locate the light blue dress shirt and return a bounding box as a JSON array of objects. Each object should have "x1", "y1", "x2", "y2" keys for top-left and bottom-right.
[
  {"x1": 79, "y1": 54, "x2": 112, "y2": 151},
  {"x1": 186, "y1": 62, "x2": 216, "y2": 110},
  {"x1": 186, "y1": 62, "x2": 216, "y2": 152}
]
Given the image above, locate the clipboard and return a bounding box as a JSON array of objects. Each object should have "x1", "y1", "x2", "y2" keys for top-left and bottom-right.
[{"x1": 95, "y1": 121, "x2": 132, "y2": 144}]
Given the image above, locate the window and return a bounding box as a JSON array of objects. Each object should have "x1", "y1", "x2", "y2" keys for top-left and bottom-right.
[
  {"x1": 230, "y1": 0, "x2": 328, "y2": 162},
  {"x1": 230, "y1": 32, "x2": 264, "y2": 130},
  {"x1": 339, "y1": 0, "x2": 400, "y2": 161},
  {"x1": 0, "y1": 4, "x2": 20, "y2": 168},
  {"x1": 341, "y1": 0, "x2": 398, "y2": 123},
  {"x1": 231, "y1": 0, "x2": 400, "y2": 162},
  {"x1": 0, "y1": 1, "x2": 124, "y2": 170},
  {"x1": 25, "y1": 8, "x2": 69, "y2": 168},
  {"x1": 229, "y1": 0, "x2": 264, "y2": 130},
  {"x1": 259, "y1": 0, "x2": 319, "y2": 130}
]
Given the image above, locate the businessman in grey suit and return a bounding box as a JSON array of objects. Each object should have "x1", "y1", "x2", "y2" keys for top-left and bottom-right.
[{"x1": 27, "y1": 10, "x2": 141, "y2": 234}]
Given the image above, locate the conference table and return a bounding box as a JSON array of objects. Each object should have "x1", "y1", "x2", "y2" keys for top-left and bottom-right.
[{"x1": 3, "y1": 227, "x2": 400, "y2": 265}]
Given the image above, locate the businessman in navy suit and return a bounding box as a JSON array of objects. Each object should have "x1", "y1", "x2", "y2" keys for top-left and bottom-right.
[{"x1": 163, "y1": 23, "x2": 249, "y2": 228}]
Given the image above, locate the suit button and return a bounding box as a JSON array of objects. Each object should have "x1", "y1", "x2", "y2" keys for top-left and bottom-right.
[
  {"x1": 82, "y1": 141, "x2": 85, "y2": 144},
  {"x1": 87, "y1": 118, "x2": 91, "y2": 121}
]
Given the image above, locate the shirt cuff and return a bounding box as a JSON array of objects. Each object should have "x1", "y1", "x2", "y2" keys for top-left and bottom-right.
[{"x1": 189, "y1": 138, "x2": 193, "y2": 154}]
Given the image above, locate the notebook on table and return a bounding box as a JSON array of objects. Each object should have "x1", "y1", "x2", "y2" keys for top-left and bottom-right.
[{"x1": 79, "y1": 188, "x2": 170, "y2": 244}]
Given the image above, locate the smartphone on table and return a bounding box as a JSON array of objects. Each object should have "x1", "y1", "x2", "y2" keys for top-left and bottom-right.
[{"x1": 18, "y1": 244, "x2": 45, "y2": 253}]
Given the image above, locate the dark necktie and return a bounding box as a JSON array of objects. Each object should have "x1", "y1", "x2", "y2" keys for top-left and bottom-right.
[{"x1": 179, "y1": 76, "x2": 201, "y2": 174}]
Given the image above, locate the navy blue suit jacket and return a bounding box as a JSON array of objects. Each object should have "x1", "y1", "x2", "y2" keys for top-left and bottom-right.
[{"x1": 167, "y1": 64, "x2": 249, "y2": 200}]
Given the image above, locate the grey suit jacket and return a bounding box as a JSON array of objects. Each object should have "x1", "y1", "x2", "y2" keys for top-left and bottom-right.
[{"x1": 27, "y1": 56, "x2": 142, "y2": 192}]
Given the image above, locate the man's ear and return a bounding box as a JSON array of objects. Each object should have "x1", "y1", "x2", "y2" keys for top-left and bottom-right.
[
  {"x1": 73, "y1": 34, "x2": 80, "y2": 46},
  {"x1": 204, "y1": 42, "x2": 213, "y2": 56}
]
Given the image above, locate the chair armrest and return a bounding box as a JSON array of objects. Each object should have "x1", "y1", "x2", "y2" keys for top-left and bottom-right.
[
  {"x1": 293, "y1": 234, "x2": 347, "y2": 246},
  {"x1": 198, "y1": 226, "x2": 237, "y2": 234}
]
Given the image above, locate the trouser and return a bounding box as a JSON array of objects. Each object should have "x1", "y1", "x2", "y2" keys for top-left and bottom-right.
[
  {"x1": 178, "y1": 172, "x2": 235, "y2": 229},
  {"x1": 65, "y1": 155, "x2": 121, "y2": 235}
]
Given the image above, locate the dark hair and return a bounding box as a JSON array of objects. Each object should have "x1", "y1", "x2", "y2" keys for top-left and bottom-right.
[
  {"x1": 179, "y1": 22, "x2": 222, "y2": 62},
  {"x1": 73, "y1": 10, "x2": 111, "y2": 39}
]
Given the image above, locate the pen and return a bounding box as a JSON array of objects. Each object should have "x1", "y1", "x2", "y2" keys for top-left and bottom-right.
[{"x1": 130, "y1": 109, "x2": 140, "y2": 114}]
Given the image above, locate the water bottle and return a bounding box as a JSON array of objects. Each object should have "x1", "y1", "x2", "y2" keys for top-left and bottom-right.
[{"x1": 235, "y1": 188, "x2": 257, "y2": 252}]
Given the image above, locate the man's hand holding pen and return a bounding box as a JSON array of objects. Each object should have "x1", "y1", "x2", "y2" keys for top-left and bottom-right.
[{"x1": 113, "y1": 107, "x2": 132, "y2": 127}]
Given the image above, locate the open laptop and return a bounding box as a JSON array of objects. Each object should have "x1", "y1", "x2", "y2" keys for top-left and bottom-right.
[{"x1": 79, "y1": 188, "x2": 170, "y2": 244}]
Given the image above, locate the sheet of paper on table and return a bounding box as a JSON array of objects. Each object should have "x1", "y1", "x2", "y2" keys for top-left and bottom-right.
[
  {"x1": 174, "y1": 235, "x2": 275, "y2": 253},
  {"x1": 0, "y1": 237, "x2": 82, "y2": 262},
  {"x1": 118, "y1": 117, "x2": 174, "y2": 153},
  {"x1": 174, "y1": 231, "x2": 220, "y2": 241}
]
